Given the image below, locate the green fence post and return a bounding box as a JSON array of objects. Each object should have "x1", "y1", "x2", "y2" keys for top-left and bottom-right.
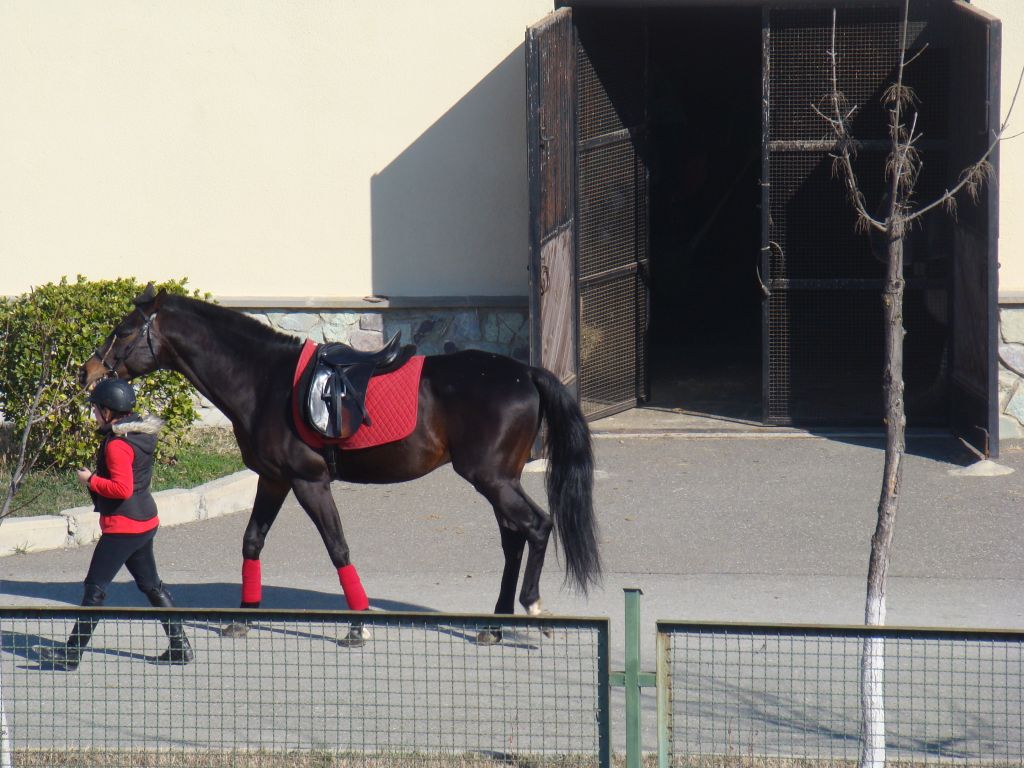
[
  {"x1": 610, "y1": 589, "x2": 656, "y2": 768},
  {"x1": 656, "y1": 627, "x2": 670, "y2": 768},
  {"x1": 624, "y1": 588, "x2": 642, "y2": 768},
  {"x1": 598, "y1": 617, "x2": 612, "y2": 768}
]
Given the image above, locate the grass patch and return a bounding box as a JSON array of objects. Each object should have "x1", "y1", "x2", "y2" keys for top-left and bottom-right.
[
  {"x1": 12, "y1": 753, "x2": 1004, "y2": 768},
  {"x1": 151, "y1": 427, "x2": 245, "y2": 492},
  {"x1": 12, "y1": 751, "x2": 601, "y2": 768},
  {"x1": 2, "y1": 427, "x2": 244, "y2": 518}
]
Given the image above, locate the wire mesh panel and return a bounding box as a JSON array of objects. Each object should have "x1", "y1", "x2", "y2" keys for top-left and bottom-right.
[
  {"x1": 764, "y1": 3, "x2": 952, "y2": 426},
  {"x1": 659, "y1": 623, "x2": 1024, "y2": 765},
  {"x1": 579, "y1": 274, "x2": 644, "y2": 416},
  {"x1": 574, "y1": 10, "x2": 649, "y2": 420},
  {"x1": 0, "y1": 608, "x2": 608, "y2": 767},
  {"x1": 578, "y1": 141, "x2": 643, "y2": 280},
  {"x1": 769, "y1": 7, "x2": 900, "y2": 143},
  {"x1": 767, "y1": 287, "x2": 949, "y2": 425}
]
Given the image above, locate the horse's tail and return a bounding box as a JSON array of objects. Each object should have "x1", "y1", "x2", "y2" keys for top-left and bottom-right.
[{"x1": 530, "y1": 366, "x2": 601, "y2": 595}]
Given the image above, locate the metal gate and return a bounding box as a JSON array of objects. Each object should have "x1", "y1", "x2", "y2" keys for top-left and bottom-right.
[
  {"x1": 527, "y1": 8, "x2": 579, "y2": 394},
  {"x1": 574, "y1": 11, "x2": 650, "y2": 419},
  {"x1": 762, "y1": 1, "x2": 999, "y2": 454},
  {"x1": 948, "y1": 0, "x2": 1001, "y2": 457},
  {"x1": 528, "y1": 8, "x2": 650, "y2": 421},
  {"x1": 763, "y1": 3, "x2": 950, "y2": 427},
  {"x1": 531, "y1": 1, "x2": 998, "y2": 450}
]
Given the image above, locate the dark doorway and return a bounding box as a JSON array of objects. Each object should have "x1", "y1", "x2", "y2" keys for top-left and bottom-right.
[
  {"x1": 646, "y1": 7, "x2": 763, "y2": 421},
  {"x1": 528, "y1": 0, "x2": 1000, "y2": 454}
]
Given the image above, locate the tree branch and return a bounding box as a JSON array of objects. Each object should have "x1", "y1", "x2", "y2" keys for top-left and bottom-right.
[
  {"x1": 0, "y1": 338, "x2": 72, "y2": 522},
  {"x1": 907, "y1": 59, "x2": 1024, "y2": 223},
  {"x1": 1, "y1": 354, "x2": 51, "y2": 521},
  {"x1": 821, "y1": 8, "x2": 886, "y2": 233}
]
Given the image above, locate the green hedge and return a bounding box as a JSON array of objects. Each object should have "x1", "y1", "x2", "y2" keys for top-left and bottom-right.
[{"x1": 0, "y1": 276, "x2": 205, "y2": 470}]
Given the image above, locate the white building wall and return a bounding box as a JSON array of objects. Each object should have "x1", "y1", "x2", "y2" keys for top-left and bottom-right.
[
  {"x1": 973, "y1": 0, "x2": 1023, "y2": 296},
  {"x1": 0, "y1": 0, "x2": 553, "y2": 300}
]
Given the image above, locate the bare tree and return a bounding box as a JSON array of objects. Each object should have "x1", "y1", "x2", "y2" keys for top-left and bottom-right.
[
  {"x1": 815, "y1": 3, "x2": 1021, "y2": 766},
  {"x1": 0, "y1": 337, "x2": 77, "y2": 524},
  {"x1": 0, "y1": 338, "x2": 68, "y2": 768}
]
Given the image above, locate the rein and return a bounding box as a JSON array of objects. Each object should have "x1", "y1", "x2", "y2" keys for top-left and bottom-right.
[{"x1": 96, "y1": 308, "x2": 159, "y2": 377}]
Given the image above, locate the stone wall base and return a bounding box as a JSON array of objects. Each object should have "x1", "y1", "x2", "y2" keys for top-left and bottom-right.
[{"x1": 999, "y1": 305, "x2": 1024, "y2": 441}]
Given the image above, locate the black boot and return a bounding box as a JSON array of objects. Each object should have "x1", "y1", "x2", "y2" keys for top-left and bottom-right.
[
  {"x1": 38, "y1": 584, "x2": 106, "y2": 671},
  {"x1": 145, "y1": 583, "x2": 194, "y2": 665}
]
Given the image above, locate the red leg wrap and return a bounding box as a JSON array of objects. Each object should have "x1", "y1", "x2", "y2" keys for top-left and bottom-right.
[
  {"x1": 338, "y1": 565, "x2": 369, "y2": 611},
  {"x1": 241, "y1": 559, "x2": 262, "y2": 604}
]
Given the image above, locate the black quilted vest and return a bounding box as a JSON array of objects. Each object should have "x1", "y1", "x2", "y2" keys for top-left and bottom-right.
[{"x1": 90, "y1": 419, "x2": 158, "y2": 522}]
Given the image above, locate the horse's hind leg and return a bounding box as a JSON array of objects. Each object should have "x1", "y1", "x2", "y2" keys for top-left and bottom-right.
[
  {"x1": 508, "y1": 484, "x2": 554, "y2": 616},
  {"x1": 221, "y1": 476, "x2": 289, "y2": 638},
  {"x1": 464, "y1": 474, "x2": 553, "y2": 643},
  {"x1": 477, "y1": 524, "x2": 528, "y2": 645},
  {"x1": 495, "y1": 524, "x2": 527, "y2": 614}
]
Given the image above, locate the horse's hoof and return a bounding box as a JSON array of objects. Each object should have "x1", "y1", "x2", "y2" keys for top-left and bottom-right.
[
  {"x1": 219, "y1": 622, "x2": 250, "y2": 638},
  {"x1": 527, "y1": 604, "x2": 554, "y2": 638},
  {"x1": 337, "y1": 624, "x2": 370, "y2": 648},
  {"x1": 476, "y1": 628, "x2": 502, "y2": 646}
]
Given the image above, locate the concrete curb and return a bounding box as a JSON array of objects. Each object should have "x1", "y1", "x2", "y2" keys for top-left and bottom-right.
[{"x1": 0, "y1": 469, "x2": 258, "y2": 557}]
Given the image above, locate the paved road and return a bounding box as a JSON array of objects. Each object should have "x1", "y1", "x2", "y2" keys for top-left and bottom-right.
[
  {"x1": 4, "y1": 432, "x2": 1022, "y2": 632},
  {"x1": 2, "y1": 430, "x2": 1023, "y2": 756}
]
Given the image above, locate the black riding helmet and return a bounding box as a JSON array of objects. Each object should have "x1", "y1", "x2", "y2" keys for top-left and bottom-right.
[{"x1": 89, "y1": 378, "x2": 136, "y2": 414}]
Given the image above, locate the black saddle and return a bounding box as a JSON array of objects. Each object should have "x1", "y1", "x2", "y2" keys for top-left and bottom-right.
[
  {"x1": 306, "y1": 332, "x2": 417, "y2": 440},
  {"x1": 320, "y1": 332, "x2": 404, "y2": 368}
]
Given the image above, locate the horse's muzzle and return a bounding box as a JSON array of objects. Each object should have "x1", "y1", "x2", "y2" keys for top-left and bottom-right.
[{"x1": 79, "y1": 357, "x2": 106, "y2": 388}]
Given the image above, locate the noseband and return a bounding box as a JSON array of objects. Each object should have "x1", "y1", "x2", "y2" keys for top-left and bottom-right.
[{"x1": 96, "y1": 309, "x2": 159, "y2": 377}]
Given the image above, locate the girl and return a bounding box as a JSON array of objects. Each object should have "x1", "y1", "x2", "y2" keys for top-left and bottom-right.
[{"x1": 37, "y1": 378, "x2": 193, "y2": 671}]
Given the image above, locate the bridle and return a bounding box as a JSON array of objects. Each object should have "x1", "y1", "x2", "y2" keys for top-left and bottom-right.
[{"x1": 95, "y1": 307, "x2": 159, "y2": 378}]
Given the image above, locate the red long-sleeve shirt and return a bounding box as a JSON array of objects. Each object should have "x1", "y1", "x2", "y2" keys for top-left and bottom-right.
[{"x1": 88, "y1": 439, "x2": 159, "y2": 534}]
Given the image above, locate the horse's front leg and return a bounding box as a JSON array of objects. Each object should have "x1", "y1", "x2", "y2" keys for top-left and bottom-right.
[
  {"x1": 220, "y1": 476, "x2": 289, "y2": 638},
  {"x1": 290, "y1": 476, "x2": 371, "y2": 647}
]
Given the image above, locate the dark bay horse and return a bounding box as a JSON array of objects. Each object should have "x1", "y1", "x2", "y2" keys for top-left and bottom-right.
[{"x1": 80, "y1": 286, "x2": 600, "y2": 643}]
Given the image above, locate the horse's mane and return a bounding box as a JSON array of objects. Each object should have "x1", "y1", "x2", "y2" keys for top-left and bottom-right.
[{"x1": 164, "y1": 294, "x2": 302, "y2": 354}]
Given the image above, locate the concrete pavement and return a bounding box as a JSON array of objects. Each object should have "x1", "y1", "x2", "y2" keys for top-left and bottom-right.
[{"x1": 2, "y1": 426, "x2": 1022, "y2": 649}]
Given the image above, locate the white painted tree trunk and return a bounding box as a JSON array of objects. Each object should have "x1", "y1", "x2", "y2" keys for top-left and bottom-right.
[{"x1": 860, "y1": 606, "x2": 887, "y2": 768}]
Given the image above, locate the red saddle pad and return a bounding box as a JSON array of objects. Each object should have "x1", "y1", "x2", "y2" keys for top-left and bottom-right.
[{"x1": 293, "y1": 339, "x2": 425, "y2": 451}]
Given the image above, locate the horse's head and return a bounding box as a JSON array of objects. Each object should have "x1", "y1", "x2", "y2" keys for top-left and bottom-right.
[{"x1": 79, "y1": 283, "x2": 166, "y2": 388}]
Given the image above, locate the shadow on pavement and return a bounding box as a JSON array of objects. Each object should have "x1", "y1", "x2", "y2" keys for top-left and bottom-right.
[
  {"x1": 804, "y1": 432, "x2": 981, "y2": 465},
  {"x1": 0, "y1": 579, "x2": 436, "y2": 613}
]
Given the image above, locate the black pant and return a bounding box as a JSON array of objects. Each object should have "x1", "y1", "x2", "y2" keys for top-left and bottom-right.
[
  {"x1": 63, "y1": 526, "x2": 189, "y2": 660},
  {"x1": 84, "y1": 528, "x2": 161, "y2": 597}
]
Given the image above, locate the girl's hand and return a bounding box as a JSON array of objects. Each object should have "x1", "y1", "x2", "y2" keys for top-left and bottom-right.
[{"x1": 76, "y1": 468, "x2": 93, "y2": 488}]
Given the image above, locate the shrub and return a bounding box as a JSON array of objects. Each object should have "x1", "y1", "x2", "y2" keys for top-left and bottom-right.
[{"x1": 0, "y1": 276, "x2": 205, "y2": 470}]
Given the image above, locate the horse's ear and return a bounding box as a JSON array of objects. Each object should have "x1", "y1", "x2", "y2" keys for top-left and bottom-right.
[{"x1": 133, "y1": 282, "x2": 157, "y2": 307}]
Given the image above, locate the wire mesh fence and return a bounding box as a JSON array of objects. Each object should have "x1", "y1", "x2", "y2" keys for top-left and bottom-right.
[
  {"x1": 0, "y1": 607, "x2": 609, "y2": 768},
  {"x1": 658, "y1": 622, "x2": 1024, "y2": 767}
]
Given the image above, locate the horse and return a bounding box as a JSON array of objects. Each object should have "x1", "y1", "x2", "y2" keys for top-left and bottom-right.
[{"x1": 79, "y1": 285, "x2": 601, "y2": 645}]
